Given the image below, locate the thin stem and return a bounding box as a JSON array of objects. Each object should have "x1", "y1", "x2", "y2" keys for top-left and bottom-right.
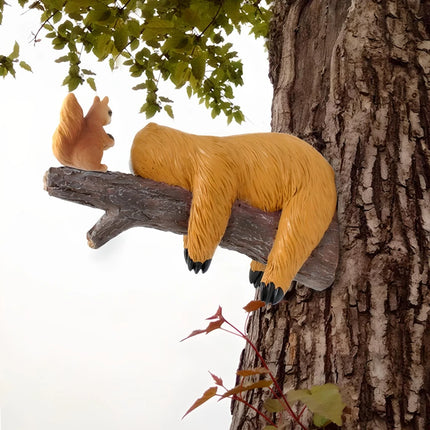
[
  {"x1": 229, "y1": 395, "x2": 278, "y2": 428},
  {"x1": 191, "y1": 1, "x2": 223, "y2": 57},
  {"x1": 32, "y1": 9, "x2": 61, "y2": 44},
  {"x1": 224, "y1": 317, "x2": 308, "y2": 430},
  {"x1": 298, "y1": 405, "x2": 307, "y2": 418},
  {"x1": 216, "y1": 380, "x2": 277, "y2": 427},
  {"x1": 197, "y1": 2, "x2": 223, "y2": 39},
  {"x1": 220, "y1": 328, "x2": 244, "y2": 338}
]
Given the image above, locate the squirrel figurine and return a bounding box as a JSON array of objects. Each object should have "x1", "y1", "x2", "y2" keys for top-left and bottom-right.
[{"x1": 52, "y1": 94, "x2": 114, "y2": 171}]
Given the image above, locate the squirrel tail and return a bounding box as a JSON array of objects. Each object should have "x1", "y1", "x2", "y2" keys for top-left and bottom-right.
[{"x1": 52, "y1": 93, "x2": 84, "y2": 166}]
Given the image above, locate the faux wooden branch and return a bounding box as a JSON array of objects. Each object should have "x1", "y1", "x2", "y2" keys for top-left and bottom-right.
[{"x1": 43, "y1": 167, "x2": 339, "y2": 290}]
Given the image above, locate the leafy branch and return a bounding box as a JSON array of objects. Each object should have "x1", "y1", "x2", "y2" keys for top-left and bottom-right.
[
  {"x1": 1, "y1": 0, "x2": 273, "y2": 123},
  {"x1": 181, "y1": 303, "x2": 346, "y2": 429},
  {"x1": 0, "y1": 41, "x2": 32, "y2": 77}
]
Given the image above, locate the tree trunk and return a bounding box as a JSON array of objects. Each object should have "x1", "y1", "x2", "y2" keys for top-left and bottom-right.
[{"x1": 230, "y1": 1, "x2": 430, "y2": 429}]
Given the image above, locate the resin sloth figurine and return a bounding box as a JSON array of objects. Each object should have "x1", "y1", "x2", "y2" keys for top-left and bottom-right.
[
  {"x1": 52, "y1": 94, "x2": 114, "y2": 171},
  {"x1": 130, "y1": 123, "x2": 337, "y2": 305}
]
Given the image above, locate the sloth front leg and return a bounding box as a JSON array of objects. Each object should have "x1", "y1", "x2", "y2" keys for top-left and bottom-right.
[
  {"x1": 184, "y1": 176, "x2": 235, "y2": 274},
  {"x1": 183, "y1": 242, "x2": 211, "y2": 273}
]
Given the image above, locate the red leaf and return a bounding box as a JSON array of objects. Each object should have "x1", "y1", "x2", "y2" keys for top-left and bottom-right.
[
  {"x1": 180, "y1": 317, "x2": 224, "y2": 342},
  {"x1": 206, "y1": 319, "x2": 224, "y2": 333},
  {"x1": 182, "y1": 386, "x2": 218, "y2": 418},
  {"x1": 219, "y1": 380, "x2": 273, "y2": 400},
  {"x1": 206, "y1": 306, "x2": 224, "y2": 321},
  {"x1": 236, "y1": 367, "x2": 270, "y2": 377},
  {"x1": 243, "y1": 300, "x2": 266, "y2": 313},
  {"x1": 209, "y1": 372, "x2": 224, "y2": 386},
  {"x1": 180, "y1": 329, "x2": 207, "y2": 342}
]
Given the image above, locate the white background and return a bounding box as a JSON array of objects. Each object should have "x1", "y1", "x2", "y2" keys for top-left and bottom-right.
[{"x1": 0, "y1": 4, "x2": 272, "y2": 430}]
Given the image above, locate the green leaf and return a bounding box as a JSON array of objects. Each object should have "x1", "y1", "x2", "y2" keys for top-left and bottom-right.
[
  {"x1": 52, "y1": 37, "x2": 67, "y2": 50},
  {"x1": 9, "y1": 42, "x2": 19, "y2": 60},
  {"x1": 58, "y1": 20, "x2": 73, "y2": 37},
  {"x1": 123, "y1": 59, "x2": 134, "y2": 66},
  {"x1": 159, "y1": 96, "x2": 173, "y2": 103},
  {"x1": 132, "y1": 82, "x2": 146, "y2": 91},
  {"x1": 63, "y1": 73, "x2": 82, "y2": 91},
  {"x1": 211, "y1": 104, "x2": 221, "y2": 119},
  {"x1": 129, "y1": 38, "x2": 139, "y2": 51},
  {"x1": 287, "y1": 384, "x2": 345, "y2": 426},
  {"x1": 182, "y1": 7, "x2": 202, "y2": 28},
  {"x1": 114, "y1": 22, "x2": 129, "y2": 52},
  {"x1": 7, "y1": 66, "x2": 15, "y2": 78},
  {"x1": 87, "y1": 5, "x2": 112, "y2": 24},
  {"x1": 52, "y1": 10, "x2": 62, "y2": 24},
  {"x1": 50, "y1": 0, "x2": 65, "y2": 10},
  {"x1": 264, "y1": 398, "x2": 284, "y2": 413},
  {"x1": 222, "y1": 0, "x2": 241, "y2": 26},
  {"x1": 55, "y1": 55, "x2": 69, "y2": 63},
  {"x1": 19, "y1": 61, "x2": 32, "y2": 72},
  {"x1": 224, "y1": 85, "x2": 234, "y2": 99},
  {"x1": 141, "y1": 102, "x2": 160, "y2": 119},
  {"x1": 87, "y1": 77, "x2": 96, "y2": 91},
  {"x1": 313, "y1": 413, "x2": 332, "y2": 428},
  {"x1": 191, "y1": 54, "x2": 206, "y2": 82},
  {"x1": 142, "y1": 18, "x2": 175, "y2": 42},
  {"x1": 171, "y1": 62, "x2": 189, "y2": 88},
  {"x1": 164, "y1": 104, "x2": 174, "y2": 119},
  {"x1": 127, "y1": 19, "x2": 141, "y2": 38},
  {"x1": 233, "y1": 110, "x2": 245, "y2": 124},
  {"x1": 69, "y1": 77, "x2": 82, "y2": 91},
  {"x1": 93, "y1": 33, "x2": 112, "y2": 60}
]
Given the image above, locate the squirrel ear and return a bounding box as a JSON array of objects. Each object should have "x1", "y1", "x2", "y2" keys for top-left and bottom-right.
[
  {"x1": 101, "y1": 96, "x2": 109, "y2": 104},
  {"x1": 94, "y1": 96, "x2": 100, "y2": 103}
]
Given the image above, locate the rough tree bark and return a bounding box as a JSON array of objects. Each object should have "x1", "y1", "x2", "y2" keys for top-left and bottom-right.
[{"x1": 230, "y1": 1, "x2": 430, "y2": 430}]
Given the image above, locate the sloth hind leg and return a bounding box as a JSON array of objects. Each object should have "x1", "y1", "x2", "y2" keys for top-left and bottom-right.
[
  {"x1": 184, "y1": 178, "x2": 235, "y2": 274},
  {"x1": 249, "y1": 260, "x2": 266, "y2": 287},
  {"x1": 259, "y1": 195, "x2": 329, "y2": 304}
]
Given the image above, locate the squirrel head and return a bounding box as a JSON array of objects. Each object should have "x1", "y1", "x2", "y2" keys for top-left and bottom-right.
[{"x1": 86, "y1": 96, "x2": 112, "y2": 126}]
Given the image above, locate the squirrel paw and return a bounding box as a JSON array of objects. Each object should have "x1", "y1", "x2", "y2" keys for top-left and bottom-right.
[
  {"x1": 184, "y1": 249, "x2": 212, "y2": 274},
  {"x1": 257, "y1": 282, "x2": 285, "y2": 305},
  {"x1": 249, "y1": 269, "x2": 264, "y2": 287}
]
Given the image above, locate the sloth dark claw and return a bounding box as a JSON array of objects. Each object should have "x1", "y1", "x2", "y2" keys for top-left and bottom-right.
[
  {"x1": 184, "y1": 249, "x2": 212, "y2": 274},
  {"x1": 257, "y1": 282, "x2": 285, "y2": 305},
  {"x1": 249, "y1": 269, "x2": 264, "y2": 287},
  {"x1": 201, "y1": 259, "x2": 211, "y2": 273}
]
